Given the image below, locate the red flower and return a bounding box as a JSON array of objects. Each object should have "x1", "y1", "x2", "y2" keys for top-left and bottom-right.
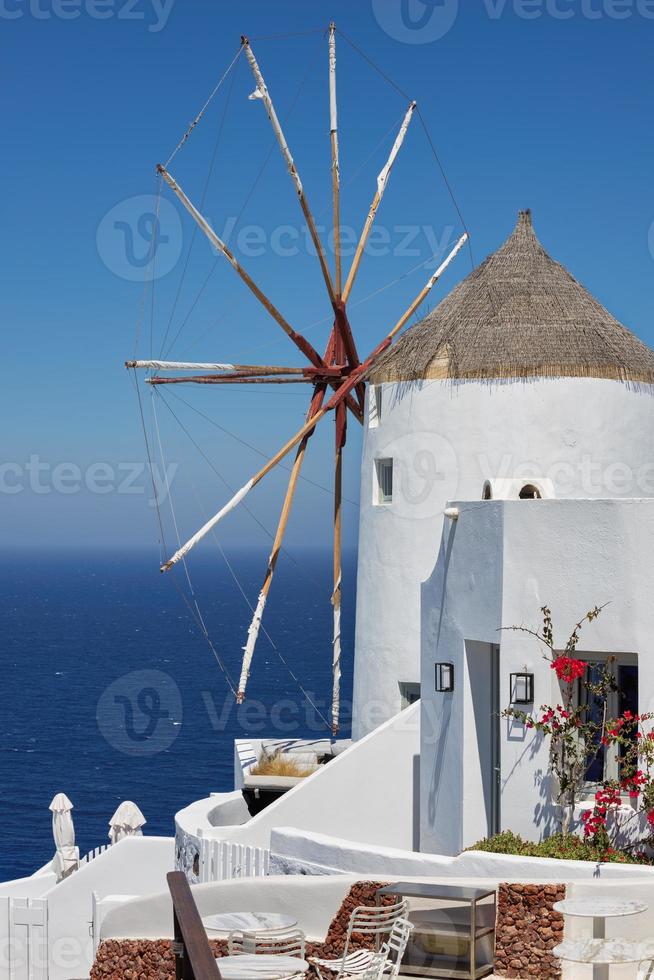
[{"x1": 552, "y1": 656, "x2": 587, "y2": 684}]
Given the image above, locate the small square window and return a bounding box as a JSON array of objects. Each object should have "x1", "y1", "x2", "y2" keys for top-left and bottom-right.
[
  {"x1": 399, "y1": 681, "x2": 420, "y2": 709},
  {"x1": 375, "y1": 458, "x2": 393, "y2": 504},
  {"x1": 369, "y1": 385, "x2": 383, "y2": 428}
]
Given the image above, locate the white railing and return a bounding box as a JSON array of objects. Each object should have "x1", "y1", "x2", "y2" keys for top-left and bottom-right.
[
  {"x1": 79, "y1": 844, "x2": 111, "y2": 867},
  {"x1": 198, "y1": 838, "x2": 270, "y2": 884},
  {"x1": 0, "y1": 896, "x2": 49, "y2": 979}
]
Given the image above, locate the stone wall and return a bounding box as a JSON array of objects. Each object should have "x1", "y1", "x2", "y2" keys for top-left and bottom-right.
[
  {"x1": 91, "y1": 881, "x2": 392, "y2": 980},
  {"x1": 494, "y1": 882, "x2": 566, "y2": 979}
]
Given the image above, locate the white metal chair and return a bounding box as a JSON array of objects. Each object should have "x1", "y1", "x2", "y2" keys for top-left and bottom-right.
[
  {"x1": 310, "y1": 900, "x2": 409, "y2": 980},
  {"x1": 228, "y1": 927, "x2": 307, "y2": 959},
  {"x1": 360, "y1": 918, "x2": 414, "y2": 980}
]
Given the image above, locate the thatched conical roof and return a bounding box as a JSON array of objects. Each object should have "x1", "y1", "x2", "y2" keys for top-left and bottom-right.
[{"x1": 369, "y1": 210, "x2": 654, "y2": 384}]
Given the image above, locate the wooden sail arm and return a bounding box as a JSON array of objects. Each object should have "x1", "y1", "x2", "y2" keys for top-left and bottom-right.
[
  {"x1": 329, "y1": 21, "x2": 342, "y2": 297},
  {"x1": 155, "y1": 164, "x2": 363, "y2": 423},
  {"x1": 242, "y1": 37, "x2": 336, "y2": 307},
  {"x1": 333, "y1": 301, "x2": 365, "y2": 410},
  {"x1": 146, "y1": 365, "x2": 348, "y2": 385},
  {"x1": 147, "y1": 376, "x2": 318, "y2": 385},
  {"x1": 236, "y1": 381, "x2": 328, "y2": 704},
  {"x1": 342, "y1": 101, "x2": 417, "y2": 303},
  {"x1": 236, "y1": 327, "x2": 337, "y2": 704},
  {"x1": 159, "y1": 232, "x2": 467, "y2": 573},
  {"x1": 126, "y1": 360, "x2": 307, "y2": 374},
  {"x1": 156, "y1": 164, "x2": 326, "y2": 370},
  {"x1": 331, "y1": 399, "x2": 346, "y2": 736}
]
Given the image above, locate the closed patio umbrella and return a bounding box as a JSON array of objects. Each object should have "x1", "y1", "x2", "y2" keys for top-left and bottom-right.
[
  {"x1": 49, "y1": 793, "x2": 79, "y2": 882},
  {"x1": 108, "y1": 801, "x2": 146, "y2": 844}
]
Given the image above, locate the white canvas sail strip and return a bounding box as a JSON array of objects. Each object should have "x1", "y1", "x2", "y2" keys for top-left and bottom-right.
[
  {"x1": 426, "y1": 233, "x2": 469, "y2": 288},
  {"x1": 376, "y1": 101, "x2": 416, "y2": 197},
  {"x1": 238, "y1": 588, "x2": 268, "y2": 700},
  {"x1": 161, "y1": 479, "x2": 254, "y2": 571},
  {"x1": 329, "y1": 26, "x2": 338, "y2": 135},
  {"x1": 329, "y1": 26, "x2": 340, "y2": 191},
  {"x1": 331, "y1": 571, "x2": 342, "y2": 734},
  {"x1": 245, "y1": 44, "x2": 303, "y2": 196},
  {"x1": 129, "y1": 360, "x2": 236, "y2": 371}
]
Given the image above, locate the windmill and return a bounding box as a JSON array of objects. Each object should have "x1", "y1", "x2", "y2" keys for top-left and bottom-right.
[{"x1": 127, "y1": 24, "x2": 467, "y2": 736}]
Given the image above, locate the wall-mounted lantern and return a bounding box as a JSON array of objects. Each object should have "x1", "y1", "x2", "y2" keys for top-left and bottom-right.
[
  {"x1": 510, "y1": 672, "x2": 534, "y2": 704},
  {"x1": 435, "y1": 662, "x2": 454, "y2": 693}
]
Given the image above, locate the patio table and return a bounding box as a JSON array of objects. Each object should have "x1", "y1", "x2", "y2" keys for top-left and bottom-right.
[
  {"x1": 215, "y1": 953, "x2": 310, "y2": 980},
  {"x1": 202, "y1": 912, "x2": 298, "y2": 936},
  {"x1": 553, "y1": 897, "x2": 649, "y2": 980}
]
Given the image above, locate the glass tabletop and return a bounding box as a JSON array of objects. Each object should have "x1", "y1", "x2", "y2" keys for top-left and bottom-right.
[
  {"x1": 553, "y1": 898, "x2": 648, "y2": 918},
  {"x1": 202, "y1": 912, "x2": 298, "y2": 934}
]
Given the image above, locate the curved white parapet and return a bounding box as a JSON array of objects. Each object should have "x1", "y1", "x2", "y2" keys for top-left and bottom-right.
[
  {"x1": 175, "y1": 702, "x2": 421, "y2": 859},
  {"x1": 174, "y1": 791, "x2": 251, "y2": 882},
  {"x1": 267, "y1": 826, "x2": 654, "y2": 882}
]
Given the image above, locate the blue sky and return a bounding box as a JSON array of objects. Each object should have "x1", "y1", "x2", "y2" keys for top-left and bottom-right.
[{"x1": 3, "y1": 0, "x2": 654, "y2": 552}]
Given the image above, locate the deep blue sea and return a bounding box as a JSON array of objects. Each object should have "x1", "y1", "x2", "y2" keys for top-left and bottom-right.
[{"x1": 0, "y1": 548, "x2": 355, "y2": 882}]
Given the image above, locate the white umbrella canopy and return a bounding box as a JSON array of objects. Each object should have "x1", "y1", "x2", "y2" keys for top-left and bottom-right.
[
  {"x1": 49, "y1": 793, "x2": 79, "y2": 881},
  {"x1": 108, "y1": 801, "x2": 146, "y2": 844}
]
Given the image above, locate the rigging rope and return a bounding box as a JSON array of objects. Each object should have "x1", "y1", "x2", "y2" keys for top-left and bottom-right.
[
  {"x1": 197, "y1": 496, "x2": 333, "y2": 732},
  {"x1": 162, "y1": 387, "x2": 358, "y2": 506},
  {"x1": 165, "y1": 45, "x2": 245, "y2": 168},
  {"x1": 150, "y1": 388, "x2": 238, "y2": 694},
  {"x1": 162, "y1": 34, "x2": 322, "y2": 361},
  {"x1": 160, "y1": 55, "x2": 242, "y2": 361},
  {"x1": 132, "y1": 367, "x2": 238, "y2": 692},
  {"x1": 153, "y1": 387, "x2": 332, "y2": 726},
  {"x1": 133, "y1": 172, "x2": 163, "y2": 361},
  {"x1": 155, "y1": 389, "x2": 341, "y2": 589},
  {"x1": 336, "y1": 26, "x2": 474, "y2": 270}
]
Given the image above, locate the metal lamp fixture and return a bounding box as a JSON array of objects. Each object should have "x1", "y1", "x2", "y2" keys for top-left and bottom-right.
[
  {"x1": 435, "y1": 662, "x2": 454, "y2": 693},
  {"x1": 510, "y1": 671, "x2": 534, "y2": 704}
]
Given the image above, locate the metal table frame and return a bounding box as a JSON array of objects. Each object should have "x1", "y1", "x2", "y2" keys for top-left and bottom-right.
[{"x1": 376, "y1": 883, "x2": 496, "y2": 980}]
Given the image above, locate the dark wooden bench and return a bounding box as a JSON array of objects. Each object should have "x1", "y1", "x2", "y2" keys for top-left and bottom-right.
[{"x1": 167, "y1": 871, "x2": 223, "y2": 980}]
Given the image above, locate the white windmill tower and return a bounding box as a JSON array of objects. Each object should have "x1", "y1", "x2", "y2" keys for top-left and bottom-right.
[{"x1": 351, "y1": 208, "x2": 654, "y2": 738}]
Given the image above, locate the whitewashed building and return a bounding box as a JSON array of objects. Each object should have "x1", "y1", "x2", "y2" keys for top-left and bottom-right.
[{"x1": 353, "y1": 209, "x2": 654, "y2": 850}]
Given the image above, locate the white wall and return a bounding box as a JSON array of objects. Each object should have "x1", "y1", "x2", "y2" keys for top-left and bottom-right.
[
  {"x1": 101, "y1": 873, "x2": 359, "y2": 943},
  {"x1": 0, "y1": 871, "x2": 57, "y2": 898},
  {"x1": 176, "y1": 702, "x2": 421, "y2": 852},
  {"x1": 269, "y1": 827, "x2": 654, "y2": 882},
  {"x1": 354, "y1": 378, "x2": 654, "y2": 738},
  {"x1": 420, "y1": 497, "x2": 654, "y2": 856},
  {"x1": 40, "y1": 835, "x2": 173, "y2": 980}
]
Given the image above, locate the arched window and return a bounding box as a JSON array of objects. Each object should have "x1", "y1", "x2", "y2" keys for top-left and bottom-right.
[
  {"x1": 519, "y1": 484, "x2": 542, "y2": 499},
  {"x1": 482, "y1": 481, "x2": 492, "y2": 500}
]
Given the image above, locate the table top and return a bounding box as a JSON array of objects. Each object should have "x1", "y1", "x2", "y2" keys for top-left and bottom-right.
[
  {"x1": 216, "y1": 954, "x2": 309, "y2": 980},
  {"x1": 553, "y1": 938, "x2": 654, "y2": 964},
  {"x1": 553, "y1": 898, "x2": 648, "y2": 919},
  {"x1": 202, "y1": 912, "x2": 297, "y2": 934},
  {"x1": 377, "y1": 882, "x2": 495, "y2": 902}
]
